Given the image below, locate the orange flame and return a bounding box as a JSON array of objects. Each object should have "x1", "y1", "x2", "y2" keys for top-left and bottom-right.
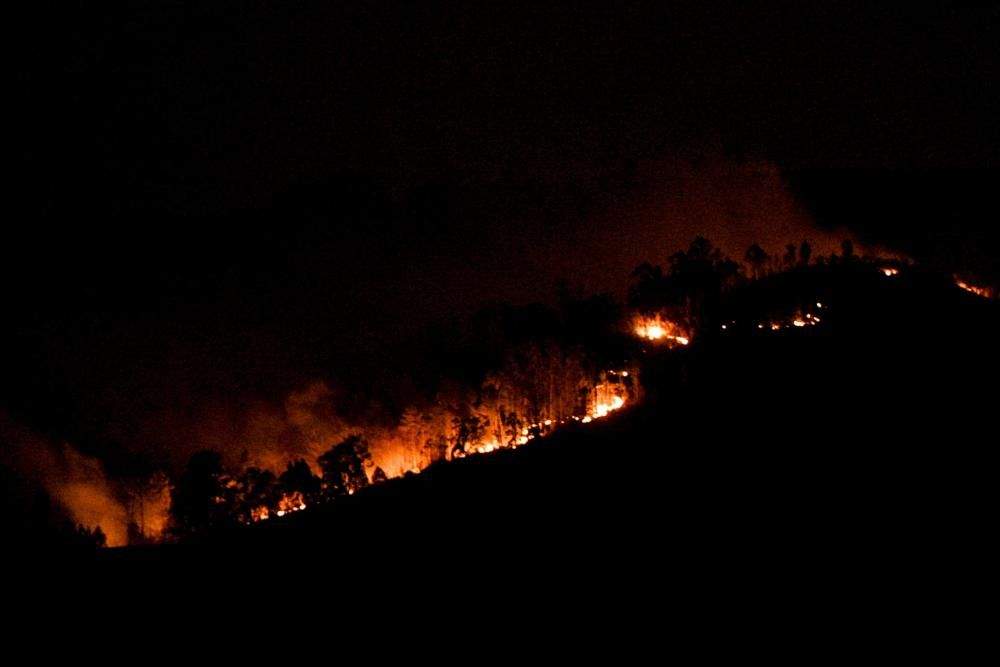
[
  {"x1": 955, "y1": 278, "x2": 993, "y2": 299},
  {"x1": 633, "y1": 314, "x2": 690, "y2": 346}
]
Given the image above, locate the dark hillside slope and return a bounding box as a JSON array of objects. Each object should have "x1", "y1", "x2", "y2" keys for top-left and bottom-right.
[{"x1": 101, "y1": 267, "x2": 996, "y2": 614}]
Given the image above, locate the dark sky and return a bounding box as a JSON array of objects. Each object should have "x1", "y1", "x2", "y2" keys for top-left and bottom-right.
[{"x1": 5, "y1": 1, "x2": 998, "y2": 457}]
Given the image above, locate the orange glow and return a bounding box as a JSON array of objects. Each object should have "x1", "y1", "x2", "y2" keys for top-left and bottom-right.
[
  {"x1": 760, "y1": 309, "x2": 822, "y2": 332},
  {"x1": 633, "y1": 314, "x2": 691, "y2": 346},
  {"x1": 882, "y1": 267, "x2": 899, "y2": 277},
  {"x1": 955, "y1": 279, "x2": 993, "y2": 299},
  {"x1": 239, "y1": 361, "x2": 638, "y2": 525}
]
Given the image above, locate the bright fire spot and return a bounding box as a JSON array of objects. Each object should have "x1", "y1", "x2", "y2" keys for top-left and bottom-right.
[
  {"x1": 645, "y1": 324, "x2": 665, "y2": 339},
  {"x1": 882, "y1": 267, "x2": 899, "y2": 277},
  {"x1": 276, "y1": 510, "x2": 285, "y2": 517},
  {"x1": 633, "y1": 314, "x2": 690, "y2": 346},
  {"x1": 955, "y1": 279, "x2": 993, "y2": 299},
  {"x1": 792, "y1": 319, "x2": 806, "y2": 327}
]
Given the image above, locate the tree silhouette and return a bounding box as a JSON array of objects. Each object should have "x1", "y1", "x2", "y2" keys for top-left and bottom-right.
[
  {"x1": 784, "y1": 244, "x2": 797, "y2": 269},
  {"x1": 124, "y1": 470, "x2": 171, "y2": 545},
  {"x1": 451, "y1": 414, "x2": 488, "y2": 458},
  {"x1": 745, "y1": 243, "x2": 769, "y2": 280},
  {"x1": 667, "y1": 236, "x2": 741, "y2": 333},
  {"x1": 628, "y1": 262, "x2": 668, "y2": 312},
  {"x1": 841, "y1": 238, "x2": 855, "y2": 261},
  {"x1": 318, "y1": 435, "x2": 372, "y2": 498},
  {"x1": 170, "y1": 450, "x2": 234, "y2": 540},
  {"x1": 799, "y1": 240, "x2": 812, "y2": 266},
  {"x1": 237, "y1": 467, "x2": 278, "y2": 523},
  {"x1": 279, "y1": 459, "x2": 321, "y2": 504}
]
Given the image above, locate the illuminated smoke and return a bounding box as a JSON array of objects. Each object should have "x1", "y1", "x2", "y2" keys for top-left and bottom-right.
[
  {"x1": 537, "y1": 154, "x2": 888, "y2": 296},
  {"x1": 1, "y1": 414, "x2": 128, "y2": 546}
]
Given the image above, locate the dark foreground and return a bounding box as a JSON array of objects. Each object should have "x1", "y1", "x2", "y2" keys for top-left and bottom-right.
[{"x1": 17, "y1": 269, "x2": 998, "y2": 644}]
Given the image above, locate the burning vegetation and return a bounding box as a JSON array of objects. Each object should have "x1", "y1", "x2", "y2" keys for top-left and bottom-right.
[
  {"x1": 954, "y1": 277, "x2": 994, "y2": 299},
  {"x1": 6, "y1": 235, "x2": 954, "y2": 549},
  {"x1": 633, "y1": 314, "x2": 690, "y2": 346}
]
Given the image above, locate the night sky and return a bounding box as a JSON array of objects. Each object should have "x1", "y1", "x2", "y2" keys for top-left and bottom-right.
[{"x1": 5, "y1": 2, "x2": 998, "y2": 462}]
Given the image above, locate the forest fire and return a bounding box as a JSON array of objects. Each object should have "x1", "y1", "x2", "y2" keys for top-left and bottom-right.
[
  {"x1": 10, "y1": 234, "x2": 939, "y2": 549},
  {"x1": 955, "y1": 278, "x2": 993, "y2": 299},
  {"x1": 238, "y1": 359, "x2": 636, "y2": 524},
  {"x1": 456, "y1": 376, "x2": 630, "y2": 458},
  {"x1": 633, "y1": 315, "x2": 690, "y2": 346},
  {"x1": 754, "y1": 308, "x2": 823, "y2": 332}
]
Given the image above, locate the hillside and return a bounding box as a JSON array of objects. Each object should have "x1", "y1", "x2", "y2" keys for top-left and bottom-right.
[{"x1": 96, "y1": 265, "x2": 996, "y2": 606}]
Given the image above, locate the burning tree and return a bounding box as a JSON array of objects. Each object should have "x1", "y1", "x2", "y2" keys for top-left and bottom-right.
[
  {"x1": 125, "y1": 471, "x2": 172, "y2": 545},
  {"x1": 318, "y1": 435, "x2": 373, "y2": 498},
  {"x1": 235, "y1": 467, "x2": 279, "y2": 524},
  {"x1": 629, "y1": 236, "x2": 741, "y2": 338},
  {"x1": 279, "y1": 459, "x2": 321, "y2": 505}
]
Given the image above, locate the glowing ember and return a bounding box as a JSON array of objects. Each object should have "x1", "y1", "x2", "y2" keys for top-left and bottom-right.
[
  {"x1": 760, "y1": 309, "x2": 822, "y2": 332},
  {"x1": 955, "y1": 279, "x2": 993, "y2": 299},
  {"x1": 633, "y1": 314, "x2": 691, "y2": 346},
  {"x1": 882, "y1": 267, "x2": 899, "y2": 277}
]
